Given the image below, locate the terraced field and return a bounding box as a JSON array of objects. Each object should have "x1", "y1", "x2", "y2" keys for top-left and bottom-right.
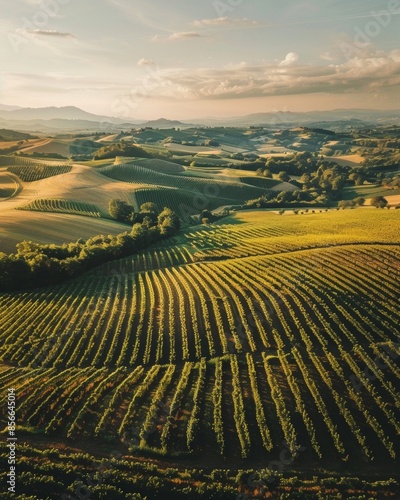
[
  {"x1": 16, "y1": 198, "x2": 102, "y2": 218},
  {"x1": 7, "y1": 161, "x2": 72, "y2": 182},
  {"x1": 100, "y1": 162, "x2": 266, "y2": 198},
  {"x1": 1, "y1": 209, "x2": 399, "y2": 467},
  {"x1": 100, "y1": 162, "x2": 273, "y2": 221}
]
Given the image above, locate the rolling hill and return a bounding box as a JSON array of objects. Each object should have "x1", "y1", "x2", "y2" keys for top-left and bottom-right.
[{"x1": 0, "y1": 209, "x2": 399, "y2": 475}]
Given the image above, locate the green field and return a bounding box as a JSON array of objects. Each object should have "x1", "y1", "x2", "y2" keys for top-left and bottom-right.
[
  {"x1": 99, "y1": 162, "x2": 271, "y2": 222},
  {"x1": 7, "y1": 163, "x2": 72, "y2": 182},
  {"x1": 342, "y1": 184, "x2": 400, "y2": 202},
  {"x1": 1, "y1": 210, "x2": 399, "y2": 494},
  {"x1": 1, "y1": 122, "x2": 400, "y2": 499},
  {"x1": 16, "y1": 198, "x2": 103, "y2": 218}
]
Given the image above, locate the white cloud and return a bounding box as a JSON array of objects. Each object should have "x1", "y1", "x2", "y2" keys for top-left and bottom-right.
[
  {"x1": 193, "y1": 17, "x2": 259, "y2": 27},
  {"x1": 279, "y1": 52, "x2": 299, "y2": 66},
  {"x1": 19, "y1": 29, "x2": 76, "y2": 38},
  {"x1": 120, "y1": 49, "x2": 400, "y2": 101},
  {"x1": 137, "y1": 58, "x2": 155, "y2": 66},
  {"x1": 152, "y1": 32, "x2": 202, "y2": 42},
  {"x1": 320, "y1": 52, "x2": 335, "y2": 61}
]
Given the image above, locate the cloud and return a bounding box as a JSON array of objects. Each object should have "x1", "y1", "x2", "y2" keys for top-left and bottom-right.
[
  {"x1": 120, "y1": 49, "x2": 400, "y2": 101},
  {"x1": 320, "y1": 52, "x2": 335, "y2": 61},
  {"x1": 193, "y1": 17, "x2": 259, "y2": 27},
  {"x1": 152, "y1": 32, "x2": 202, "y2": 42},
  {"x1": 137, "y1": 58, "x2": 155, "y2": 66},
  {"x1": 21, "y1": 29, "x2": 76, "y2": 38},
  {"x1": 279, "y1": 52, "x2": 299, "y2": 66}
]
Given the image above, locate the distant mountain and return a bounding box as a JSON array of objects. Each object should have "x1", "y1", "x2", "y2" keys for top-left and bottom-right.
[
  {"x1": 0, "y1": 105, "x2": 142, "y2": 132},
  {"x1": 0, "y1": 104, "x2": 22, "y2": 112},
  {"x1": 0, "y1": 106, "x2": 198, "y2": 131},
  {"x1": 139, "y1": 118, "x2": 194, "y2": 129},
  {"x1": 0, "y1": 105, "x2": 398, "y2": 133},
  {"x1": 0, "y1": 105, "x2": 127, "y2": 124},
  {"x1": 0, "y1": 129, "x2": 36, "y2": 141},
  {"x1": 208, "y1": 109, "x2": 400, "y2": 127},
  {"x1": 0, "y1": 119, "x2": 130, "y2": 133}
]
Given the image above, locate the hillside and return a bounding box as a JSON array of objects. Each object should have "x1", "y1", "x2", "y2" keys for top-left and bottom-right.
[
  {"x1": 0, "y1": 125, "x2": 399, "y2": 498},
  {"x1": 0, "y1": 210, "x2": 399, "y2": 482}
]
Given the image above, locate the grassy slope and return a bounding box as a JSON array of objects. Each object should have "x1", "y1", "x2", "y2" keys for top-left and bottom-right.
[
  {"x1": 0, "y1": 164, "x2": 144, "y2": 252},
  {"x1": 342, "y1": 184, "x2": 400, "y2": 202},
  {"x1": 0, "y1": 211, "x2": 128, "y2": 253}
]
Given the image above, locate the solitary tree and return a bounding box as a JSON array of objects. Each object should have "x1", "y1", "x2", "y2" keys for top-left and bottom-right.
[
  {"x1": 370, "y1": 196, "x2": 388, "y2": 208},
  {"x1": 354, "y1": 197, "x2": 366, "y2": 206}
]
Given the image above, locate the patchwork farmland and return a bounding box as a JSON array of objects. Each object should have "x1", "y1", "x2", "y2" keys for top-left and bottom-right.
[{"x1": 0, "y1": 123, "x2": 399, "y2": 498}]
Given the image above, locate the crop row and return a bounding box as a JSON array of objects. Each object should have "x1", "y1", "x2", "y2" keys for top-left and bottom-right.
[
  {"x1": 8, "y1": 163, "x2": 71, "y2": 182},
  {"x1": 1, "y1": 350, "x2": 398, "y2": 461},
  {"x1": 17, "y1": 198, "x2": 102, "y2": 218}
]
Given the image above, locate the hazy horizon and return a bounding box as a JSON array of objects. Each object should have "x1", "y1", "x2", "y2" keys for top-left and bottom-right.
[
  {"x1": 2, "y1": 102, "x2": 400, "y2": 123},
  {"x1": 1, "y1": 0, "x2": 400, "y2": 120}
]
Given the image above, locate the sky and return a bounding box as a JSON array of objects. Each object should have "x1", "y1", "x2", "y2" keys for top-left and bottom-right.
[{"x1": 0, "y1": 0, "x2": 400, "y2": 119}]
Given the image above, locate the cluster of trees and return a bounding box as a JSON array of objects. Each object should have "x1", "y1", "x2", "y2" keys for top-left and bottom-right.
[
  {"x1": 338, "y1": 197, "x2": 366, "y2": 209},
  {"x1": 164, "y1": 137, "x2": 220, "y2": 147},
  {"x1": 93, "y1": 142, "x2": 151, "y2": 160},
  {"x1": 0, "y1": 201, "x2": 180, "y2": 292},
  {"x1": 245, "y1": 189, "x2": 328, "y2": 209},
  {"x1": 355, "y1": 138, "x2": 400, "y2": 149},
  {"x1": 200, "y1": 209, "x2": 223, "y2": 225},
  {"x1": 15, "y1": 151, "x2": 67, "y2": 160},
  {"x1": 363, "y1": 150, "x2": 400, "y2": 170},
  {"x1": 108, "y1": 199, "x2": 180, "y2": 235}
]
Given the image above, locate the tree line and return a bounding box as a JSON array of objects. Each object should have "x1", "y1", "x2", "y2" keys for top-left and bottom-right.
[{"x1": 0, "y1": 200, "x2": 180, "y2": 292}]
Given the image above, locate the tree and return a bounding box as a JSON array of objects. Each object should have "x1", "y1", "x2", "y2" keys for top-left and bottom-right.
[
  {"x1": 108, "y1": 199, "x2": 135, "y2": 222},
  {"x1": 140, "y1": 202, "x2": 158, "y2": 214},
  {"x1": 158, "y1": 207, "x2": 180, "y2": 235},
  {"x1": 370, "y1": 196, "x2": 388, "y2": 208},
  {"x1": 278, "y1": 171, "x2": 290, "y2": 182},
  {"x1": 338, "y1": 200, "x2": 355, "y2": 209},
  {"x1": 276, "y1": 190, "x2": 292, "y2": 203},
  {"x1": 200, "y1": 209, "x2": 213, "y2": 222},
  {"x1": 349, "y1": 173, "x2": 365, "y2": 186},
  {"x1": 205, "y1": 139, "x2": 220, "y2": 147},
  {"x1": 93, "y1": 142, "x2": 151, "y2": 160},
  {"x1": 263, "y1": 169, "x2": 272, "y2": 178},
  {"x1": 142, "y1": 215, "x2": 156, "y2": 228},
  {"x1": 354, "y1": 196, "x2": 365, "y2": 206}
]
